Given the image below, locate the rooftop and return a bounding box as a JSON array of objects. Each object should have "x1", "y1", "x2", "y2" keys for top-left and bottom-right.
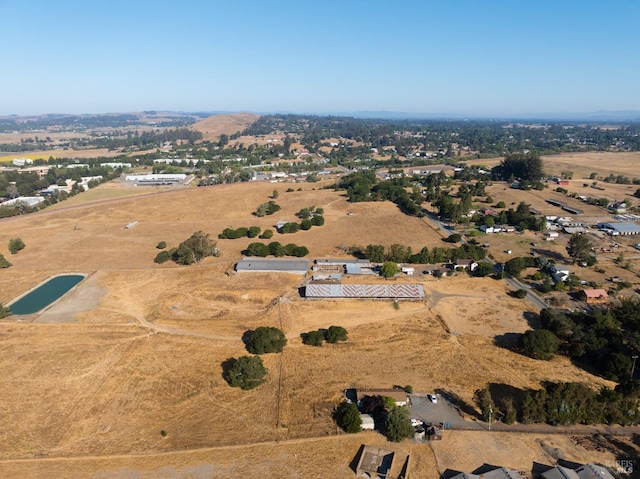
[{"x1": 236, "y1": 258, "x2": 309, "y2": 274}]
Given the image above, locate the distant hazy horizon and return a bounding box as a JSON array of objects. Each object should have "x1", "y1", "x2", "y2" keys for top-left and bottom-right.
[{"x1": 1, "y1": 0, "x2": 638, "y2": 117}]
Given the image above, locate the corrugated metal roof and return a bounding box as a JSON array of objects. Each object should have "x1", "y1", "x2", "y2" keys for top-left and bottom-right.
[{"x1": 305, "y1": 283, "x2": 424, "y2": 298}]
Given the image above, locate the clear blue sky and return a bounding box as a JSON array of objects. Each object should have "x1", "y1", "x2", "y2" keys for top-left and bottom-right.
[{"x1": 1, "y1": 0, "x2": 639, "y2": 117}]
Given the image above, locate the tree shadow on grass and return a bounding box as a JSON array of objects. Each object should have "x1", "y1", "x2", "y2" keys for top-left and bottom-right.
[
  {"x1": 493, "y1": 332, "x2": 522, "y2": 351},
  {"x1": 220, "y1": 357, "x2": 236, "y2": 386}
]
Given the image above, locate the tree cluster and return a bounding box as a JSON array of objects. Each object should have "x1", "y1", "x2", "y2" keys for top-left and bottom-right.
[
  {"x1": 245, "y1": 241, "x2": 309, "y2": 258},
  {"x1": 361, "y1": 242, "x2": 485, "y2": 264},
  {"x1": 525, "y1": 303, "x2": 640, "y2": 382},
  {"x1": 477, "y1": 380, "x2": 640, "y2": 426},
  {"x1": 491, "y1": 153, "x2": 544, "y2": 182},
  {"x1": 302, "y1": 326, "x2": 348, "y2": 346},
  {"x1": 154, "y1": 231, "x2": 219, "y2": 265},
  {"x1": 254, "y1": 201, "x2": 281, "y2": 217},
  {"x1": 219, "y1": 226, "x2": 261, "y2": 239}
]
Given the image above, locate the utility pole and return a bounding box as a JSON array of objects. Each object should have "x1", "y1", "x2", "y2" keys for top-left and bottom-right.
[
  {"x1": 488, "y1": 405, "x2": 493, "y2": 431},
  {"x1": 631, "y1": 355, "x2": 639, "y2": 379}
]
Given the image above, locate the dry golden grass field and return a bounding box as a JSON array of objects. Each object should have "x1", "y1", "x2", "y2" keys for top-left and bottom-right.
[
  {"x1": 474, "y1": 151, "x2": 640, "y2": 181},
  {"x1": 190, "y1": 113, "x2": 260, "y2": 143},
  {"x1": 0, "y1": 175, "x2": 631, "y2": 476}
]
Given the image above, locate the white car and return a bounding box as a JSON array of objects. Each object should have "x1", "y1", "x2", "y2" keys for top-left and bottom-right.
[
  {"x1": 428, "y1": 394, "x2": 438, "y2": 404},
  {"x1": 410, "y1": 418, "x2": 421, "y2": 427}
]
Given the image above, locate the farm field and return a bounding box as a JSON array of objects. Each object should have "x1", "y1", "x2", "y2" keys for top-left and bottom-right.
[{"x1": 0, "y1": 172, "x2": 633, "y2": 476}]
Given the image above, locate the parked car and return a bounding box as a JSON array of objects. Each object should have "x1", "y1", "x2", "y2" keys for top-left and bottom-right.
[{"x1": 428, "y1": 394, "x2": 438, "y2": 404}]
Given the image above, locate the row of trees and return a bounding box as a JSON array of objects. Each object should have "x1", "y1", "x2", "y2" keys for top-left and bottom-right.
[
  {"x1": 219, "y1": 226, "x2": 262, "y2": 239},
  {"x1": 245, "y1": 241, "x2": 309, "y2": 257},
  {"x1": 359, "y1": 242, "x2": 486, "y2": 264},
  {"x1": 476, "y1": 380, "x2": 640, "y2": 426}
]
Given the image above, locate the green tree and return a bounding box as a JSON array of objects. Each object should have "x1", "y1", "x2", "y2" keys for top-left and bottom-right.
[
  {"x1": 384, "y1": 407, "x2": 414, "y2": 442},
  {"x1": 475, "y1": 262, "x2": 494, "y2": 277},
  {"x1": 156, "y1": 241, "x2": 167, "y2": 249},
  {"x1": 224, "y1": 355, "x2": 267, "y2": 390},
  {"x1": 0, "y1": 253, "x2": 13, "y2": 268},
  {"x1": 311, "y1": 215, "x2": 325, "y2": 226},
  {"x1": 247, "y1": 326, "x2": 287, "y2": 354},
  {"x1": 280, "y1": 222, "x2": 301, "y2": 234},
  {"x1": 173, "y1": 231, "x2": 218, "y2": 265},
  {"x1": 566, "y1": 233, "x2": 593, "y2": 264},
  {"x1": 8, "y1": 238, "x2": 25, "y2": 254},
  {"x1": 504, "y1": 257, "x2": 526, "y2": 277},
  {"x1": 247, "y1": 226, "x2": 261, "y2": 238},
  {"x1": 300, "y1": 219, "x2": 312, "y2": 230},
  {"x1": 303, "y1": 330, "x2": 324, "y2": 346},
  {"x1": 259, "y1": 229, "x2": 274, "y2": 239},
  {"x1": 246, "y1": 242, "x2": 270, "y2": 257},
  {"x1": 365, "y1": 244, "x2": 385, "y2": 263},
  {"x1": 519, "y1": 329, "x2": 560, "y2": 360},
  {"x1": 476, "y1": 388, "x2": 495, "y2": 422},
  {"x1": 272, "y1": 189, "x2": 279, "y2": 199},
  {"x1": 326, "y1": 325, "x2": 348, "y2": 343},
  {"x1": 335, "y1": 401, "x2": 362, "y2": 433},
  {"x1": 380, "y1": 261, "x2": 399, "y2": 278}
]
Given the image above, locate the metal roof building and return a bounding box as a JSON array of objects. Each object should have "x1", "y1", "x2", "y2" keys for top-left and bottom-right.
[
  {"x1": 598, "y1": 222, "x2": 640, "y2": 235},
  {"x1": 235, "y1": 258, "x2": 309, "y2": 274},
  {"x1": 305, "y1": 283, "x2": 424, "y2": 299}
]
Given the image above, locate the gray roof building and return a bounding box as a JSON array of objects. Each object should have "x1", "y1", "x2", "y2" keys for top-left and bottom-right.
[
  {"x1": 598, "y1": 222, "x2": 640, "y2": 235},
  {"x1": 235, "y1": 258, "x2": 309, "y2": 274}
]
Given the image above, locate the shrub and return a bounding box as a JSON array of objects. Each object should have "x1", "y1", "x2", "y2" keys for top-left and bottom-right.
[
  {"x1": 156, "y1": 241, "x2": 167, "y2": 249},
  {"x1": 303, "y1": 330, "x2": 324, "y2": 347},
  {"x1": 312, "y1": 215, "x2": 325, "y2": 226},
  {"x1": 254, "y1": 201, "x2": 281, "y2": 217},
  {"x1": 154, "y1": 251, "x2": 171, "y2": 264},
  {"x1": 246, "y1": 326, "x2": 287, "y2": 354},
  {"x1": 326, "y1": 325, "x2": 348, "y2": 343},
  {"x1": 404, "y1": 385, "x2": 413, "y2": 394},
  {"x1": 495, "y1": 201, "x2": 506, "y2": 208},
  {"x1": 315, "y1": 207, "x2": 324, "y2": 215},
  {"x1": 0, "y1": 303, "x2": 11, "y2": 319},
  {"x1": 224, "y1": 355, "x2": 267, "y2": 390},
  {"x1": 259, "y1": 229, "x2": 274, "y2": 239},
  {"x1": 300, "y1": 219, "x2": 312, "y2": 230},
  {"x1": 280, "y1": 222, "x2": 301, "y2": 234},
  {"x1": 515, "y1": 289, "x2": 528, "y2": 298},
  {"x1": 445, "y1": 233, "x2": 462, "y2": 243},
  {"x1": 0, "y1": 253, "x2": 12, "y2": 269},
  {"x1": 335, "y1": 401, "x2": 362, "y2": 433},
  {"x1": 8, "y1": 238, "x2": 25, "y2": 254},
  {"x1": 247, "y1": 226, "x2": 261, "y2": 238}
]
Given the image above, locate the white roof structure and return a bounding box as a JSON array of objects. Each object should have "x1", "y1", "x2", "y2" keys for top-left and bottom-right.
[
  {"x1": 305, "y1": 283, "x2": 425, "y2": 299},
  {"x1": 235, "y1": 258, "x2": 309, "y2": 274}
]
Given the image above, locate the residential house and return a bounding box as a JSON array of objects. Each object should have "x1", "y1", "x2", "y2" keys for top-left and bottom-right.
[
  {"x1": 355, "y1": 445, "x2": 410, "y2": 479},
  {"x1": 581, "y1": 288, "x2": 609, "y2": 305}
]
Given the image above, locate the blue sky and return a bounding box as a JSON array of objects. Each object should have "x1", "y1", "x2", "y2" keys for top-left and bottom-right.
[{"x1": 1, "y1": 0, "x2": 639, "y2": 117}]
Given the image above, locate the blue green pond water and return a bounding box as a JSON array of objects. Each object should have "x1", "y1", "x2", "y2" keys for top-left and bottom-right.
[{"x1": 9, "y1": 275, "x2": 85, "y2": 315}]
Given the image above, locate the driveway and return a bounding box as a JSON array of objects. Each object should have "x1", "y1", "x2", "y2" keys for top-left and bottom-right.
[{"x1": 409, "y1": 393, "x2": 483, "y2": 430}]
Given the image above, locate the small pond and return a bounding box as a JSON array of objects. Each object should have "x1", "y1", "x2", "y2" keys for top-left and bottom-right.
[{"x1": 9, "y1": 275, "x2": 85, "y2": 315}]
